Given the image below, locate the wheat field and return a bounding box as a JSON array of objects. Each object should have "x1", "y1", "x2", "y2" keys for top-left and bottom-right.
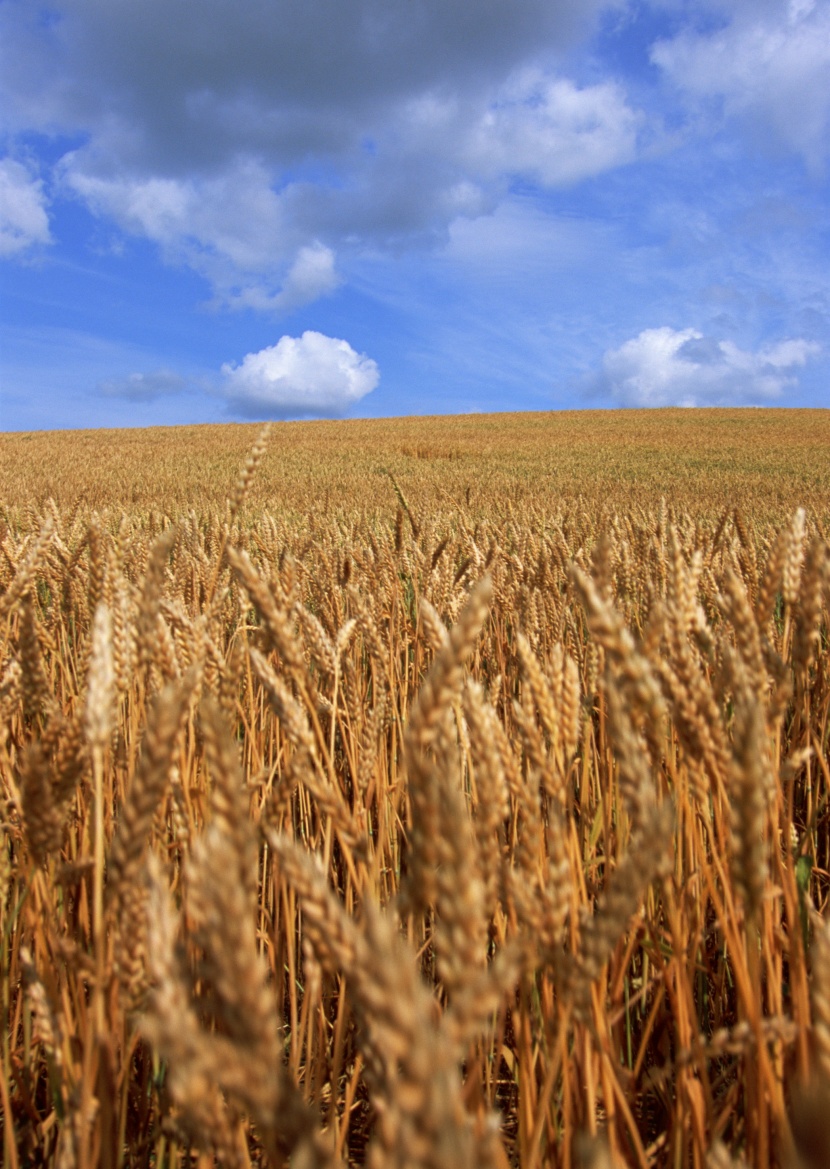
[{"x1": 2, "y1": 409, "x2": 829, "y2": 1169}]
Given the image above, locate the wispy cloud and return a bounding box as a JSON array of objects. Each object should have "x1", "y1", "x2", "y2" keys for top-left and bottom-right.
[
  {"x1": 0, "y1": 325, "x2": 221, "y2": 431},
  {"x1": 652, "y1": 0, "x2": 830, "y2": 171},
  {"x1": 0, "y1": 157, "x2": 51, "y2": 256},
  {"x1": 98, "y1": 368, "x2": 186, "y2": 400}
]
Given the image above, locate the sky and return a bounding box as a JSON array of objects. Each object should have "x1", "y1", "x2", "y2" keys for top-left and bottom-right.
[{"x1": 1, "y1": 0, "x2": 828, "y2": 430}]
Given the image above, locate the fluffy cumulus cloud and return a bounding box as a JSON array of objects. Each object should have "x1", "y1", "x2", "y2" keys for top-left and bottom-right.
[
  {"x1": 221, "y1": 331, "x2": 379, "y2": 418},
  {"x1": 0, "y1": 157, "x2": 51, "y2": 256},
  {"x1": 652, "y1": 0, "x2": 830, "y2": 170},
  {"x1": 0, "y1": 0, "x2": 638, "y2": 303},
  {"x1": 598, "y1": 326, "x2": 820, "y2": 406}
]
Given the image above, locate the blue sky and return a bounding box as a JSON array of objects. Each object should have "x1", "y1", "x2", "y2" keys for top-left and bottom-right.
[{"x1": 1, "y1": 0, "x2": 828, "y2": 430}]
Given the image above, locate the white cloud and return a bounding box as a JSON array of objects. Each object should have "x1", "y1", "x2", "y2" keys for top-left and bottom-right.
[
  {"x1": 272, "y1": 242, "x2": 340, "y2": 310},
  {"x1": 0, "y1": 157, "x2": 51, "y2": 255},
  {"x1": 63, "y1": 156, "x2": 287, "y2": 274},
  {"x1": 68, "y1": 172, "x2": 193, "y2": 248},
  {"x1": 63, "y1": 159, "x2": 347, "y2": 313},
  {"x1": 652, "y1": 1, "x2": 830, "y2": 170},
  {"x1": 221, "y1": 331, "x2": 379, "y2": 418},
  {"x1": 467, "y1": 73, "x2": 642, "y2": 186},
  {"x1": 225, "y1": 242, "x2": 340, "y2": 313},
  {"x1": 598, "y1": 326, "x2": 820, "y2": 406},
  {"x1": 98, "y1": 368, "x2": 186, "y2": 400}
]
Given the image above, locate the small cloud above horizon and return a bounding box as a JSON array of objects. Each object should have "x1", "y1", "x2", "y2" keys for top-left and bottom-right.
[
  {"x1": 593, "y1": 326, "x2": 820, "y2": 407},
  {"x1": 221, "y1": 330, "x2": 379, "y2": 419}
]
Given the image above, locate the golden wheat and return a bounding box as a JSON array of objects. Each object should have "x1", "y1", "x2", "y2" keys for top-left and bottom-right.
[{"x1": 1, "y1": 412, "x2": 829, "y2": 1167}]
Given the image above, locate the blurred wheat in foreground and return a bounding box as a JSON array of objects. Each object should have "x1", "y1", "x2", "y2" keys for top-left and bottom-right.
[{"x1": 2, "y1": 415, "x2": 829, "y2": 1168}]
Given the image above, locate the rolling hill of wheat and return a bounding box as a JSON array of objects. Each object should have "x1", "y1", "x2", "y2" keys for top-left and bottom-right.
[{"x1": 2, "y1": 410, "x2": 829, "y2": 1168}]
